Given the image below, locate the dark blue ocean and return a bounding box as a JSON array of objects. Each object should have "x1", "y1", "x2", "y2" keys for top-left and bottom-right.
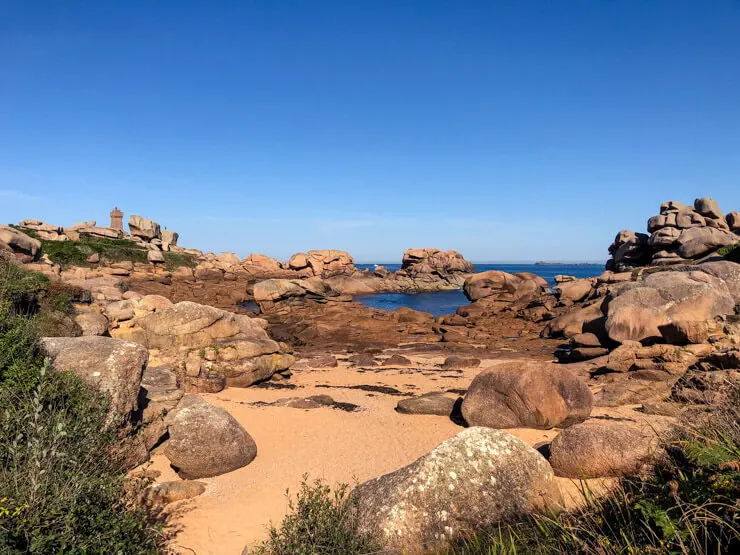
[{"x1": 353, "y1": 263, "x2": 604, "y2": 317}]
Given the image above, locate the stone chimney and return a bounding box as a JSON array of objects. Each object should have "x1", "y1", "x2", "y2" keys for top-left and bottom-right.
[{"x1": 109, "y1": 207, "x2": 123, "y2": 231}]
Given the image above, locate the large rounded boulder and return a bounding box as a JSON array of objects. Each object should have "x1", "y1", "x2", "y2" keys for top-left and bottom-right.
[
  {"x1": 461, "y1": 362, "x2": 592, "y2": 429},
  {"x1": 548, "y1": 422, "x2": 655, "y2": 478},
  {"x1": 164, "y1": 395, "x2": 257, "y2": 479},
  {"x1": 354, "y1": 427, "x2": 563, "y2": 553}
]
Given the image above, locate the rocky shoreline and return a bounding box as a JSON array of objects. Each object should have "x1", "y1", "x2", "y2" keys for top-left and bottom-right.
[{"x1": 1, "y1": 197, "x2": 739, "y2": 553}]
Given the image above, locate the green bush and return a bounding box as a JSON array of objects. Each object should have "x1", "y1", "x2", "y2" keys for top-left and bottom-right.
[
  {"x1": 250, "y1": 476, "x2": 382, "y2": 555},
  {"x1": 0, "y1": 364, "x2": 163, "y2": 553},
  {"x1": 0, "y1": 256, "x2": 49, "y2": 309},
  {"x1": 0, "y1": 303, "x2": 44, "y2": 391},
  {"x1": 0, "y1": 255, "x2": 164, "y2": 552}
]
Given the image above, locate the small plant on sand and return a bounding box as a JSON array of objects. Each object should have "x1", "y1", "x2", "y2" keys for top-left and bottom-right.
[{"x1": 250, "y1": 475, "x2": 382, "y2": 555}]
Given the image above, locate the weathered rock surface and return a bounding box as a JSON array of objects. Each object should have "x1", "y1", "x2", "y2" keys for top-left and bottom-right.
[
  {"x1": 73, "y1": 310, "x2": 109, "y2": 336},
  {"x1": 111, "y1": 301, "x2": 293, "y2": 389},
  {"x1": 287, "y1": 249, "x2": 355, "y2": 278},
  {"x1": 463, "y1": 271, "x2": 547, "y2": 304},
  {"x1": 608, "y1": 230, "x2": 650, "y2": 269},
  {"x1": 147, "y1": 250, "x2": 165, "y2": 264},
  {"x1": 40, "y1": 336, "x2": 147, "y2": 424},
  {"x1": 128, "y1": 215, "x2": 161, "y2": 240},
  {"x1": 0, "y1": 225, "x2": 41, "y2": 261},
  {"x1": 554, "y1": 278, "x2": 594, "y2": 304},
  {"x1": 139, "y1": 366, "x2": 183, "y2": 424},
  {"x1": 607, "y1": 197, "x2": 739, "y2": 270},
  {"x1": 383, "y1": 354, "x2": 412, "y2": 366},
  {"x1": 161, "y1": 229, "x2": 179, "y2": 250},
  {"x1": 461, "y1": 362, "x2": 592, "y2": 429},
  {"x1": 400, "y1": 248, "x2": 474, "y2": 287},
  {"x1": 543, "y1": 301, "x2": 607, "y2": 339},
  {"x1": 548, "y1": 422, "x2": 655, "y2": 478},
  {"x1": 593, "y1": 342, "x2": 712, "y2": 406},
  {"x1": 699, "y1": 260, "x2": 740, "y2": 303},
  {"x1": 164, "y1": 395, "x2": 257, "y2": 479},
  {"x1": 354, "y1": 427, "x2": 563, "y2": 553},
  {"x1": 727, "y1": 211, "x2": 740, "y2": 232},
  {"x1": 253, "y1": 277, "x2": 348, "y2": 312},
  {"x1": 441, "y1": 355, "x2": 481, "y2": 370},
  {"x1": 605, "y1": 271, "x2": 735, "y2": 343},
  {"x1": 676, "y1": 227, "x2": 737, "y2": 259},
  {"x1": 396, "y1": 392, "x2": 457, "y2": 416},
  {"x1": 143, "y1": 480, "x2": 206, "y2": 506}
]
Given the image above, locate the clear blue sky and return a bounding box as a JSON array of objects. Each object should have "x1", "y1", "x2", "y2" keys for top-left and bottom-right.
[{"x1": 1, "y1": 1, "x2": 738, "y2": 263}]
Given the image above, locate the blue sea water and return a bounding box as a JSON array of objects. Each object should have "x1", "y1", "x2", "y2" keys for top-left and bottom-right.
[{"x1": 353, "y1": 263, "x2": 604, "y2": 317}]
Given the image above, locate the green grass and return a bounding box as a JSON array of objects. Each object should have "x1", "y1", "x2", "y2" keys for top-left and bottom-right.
[
  {"x1": 163, "y1": 251, "x2": 198, "y2": 271},
  {"x1": 0, "y1": 256, "x2": 164, "y2": 552},
  {"x1": 14, "y1": 226, "x2": 197, "y2": 270},
  {"x1": 26, "y1": 229, "x2": 149, "y2": 267}
]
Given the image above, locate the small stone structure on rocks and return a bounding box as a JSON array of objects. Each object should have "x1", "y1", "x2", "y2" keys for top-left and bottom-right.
[{"x1": 110, "y1": 207, "x2": 124, "y2": 231}]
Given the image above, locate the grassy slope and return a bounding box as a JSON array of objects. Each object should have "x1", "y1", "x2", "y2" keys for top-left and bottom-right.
[{"x1": 15, "y1": 226, "x2": 197, "y2": 270}]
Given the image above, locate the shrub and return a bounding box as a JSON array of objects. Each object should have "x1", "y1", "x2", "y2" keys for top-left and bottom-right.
[
  {"x1": 0, "y1": 255, "x2": 164, "y2": 552},
  {"x1": 0, "y1": 255, "x2": 49, "y2": 310},
  {"x1": 0, "y1": 364, "x2": 163, "y2": 553},
  {"x1": 0, "y1": 302, "x2": 44, "y2": 391},
  {"x1": 250, "y1": 476, "x2": 382, "y2": 555}
]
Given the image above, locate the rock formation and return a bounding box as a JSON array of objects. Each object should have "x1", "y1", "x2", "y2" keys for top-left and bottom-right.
[
  {"x1": 111, "y1": 301, "x2": 294, "y2": 391},
  {"x1": 604, "y1": 270, "x2": 735, "y2": 343},
  {"x1": 399, "y1": 248, "x2": 475, "y2": 287},
  {"x1": 288, "y1": 249, "x2": 356, "y2": 278},
  {"x1": 607, "y1": 197, "x2": 739, "y2": 271}
]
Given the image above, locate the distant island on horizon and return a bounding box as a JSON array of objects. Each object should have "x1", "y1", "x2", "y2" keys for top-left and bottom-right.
[{"x1": 534, "y1": 261, "x2": 604, "y2": 266}]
